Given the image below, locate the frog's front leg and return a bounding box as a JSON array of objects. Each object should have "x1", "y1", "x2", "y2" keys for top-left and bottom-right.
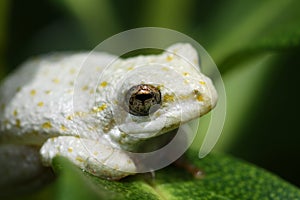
[{"x1": 40, "y1": 136, "x2": 136, "y2": 180}]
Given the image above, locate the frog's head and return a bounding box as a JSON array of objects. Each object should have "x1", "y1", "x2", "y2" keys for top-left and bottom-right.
[{"x1": 105, "y1": 43, "x2": 217, "y2": 143}]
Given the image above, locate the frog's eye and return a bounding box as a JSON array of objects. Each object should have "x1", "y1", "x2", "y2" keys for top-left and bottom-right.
[{"x1": 125, "y1": 84, "x2": 161, "y2": 116}]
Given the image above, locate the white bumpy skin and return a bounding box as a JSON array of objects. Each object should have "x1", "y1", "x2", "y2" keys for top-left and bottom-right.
[{"x1": 0, "y1": 43, "x2": 217, "y2": 181}]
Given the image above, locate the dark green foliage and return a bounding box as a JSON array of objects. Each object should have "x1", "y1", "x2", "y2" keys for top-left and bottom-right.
[{"x1": 24, "y1": 151, "x2": 299, "y2": 200}]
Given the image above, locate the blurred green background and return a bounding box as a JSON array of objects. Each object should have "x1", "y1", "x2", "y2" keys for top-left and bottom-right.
[{"x1": 1, "y1": 0, "x2": 300, "y2": 189}]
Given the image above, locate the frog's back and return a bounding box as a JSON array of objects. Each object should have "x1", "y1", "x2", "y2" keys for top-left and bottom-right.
[{"x1": 0, "y1": 52, "x2": 115, "y2": 145}]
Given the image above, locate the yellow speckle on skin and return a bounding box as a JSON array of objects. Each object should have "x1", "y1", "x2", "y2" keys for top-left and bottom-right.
[
  {"x1": 166, "y1": 55, "x2": 173, "y2": 62},
  {"x1": 30, "y1": 90, "x2": 36, "y2": 96},
  {"x1": 37, "y1": 102, "x2": 44, "y2": 107},
  {"x1": 82, "y1": 85, "x2": 89, "y2": 91},
  {"x1": 60, "y1": 124, "x2": 68, "y2": 131},
  {"x1": 183, "y1": 72, "x2": 189, "y2": 76},
  {"x1": 157, "y1": 85, "x2": 164, "y2": 91},
  {"x1": 67, "y1": 89, "x2": 73, "y2": 94},
  {"x1": 88, "y1": 126, "x2": 94, "y2": 131},
  {"x1": 196, "y1": 95, "x2": 204, "y2": 101},
  {"x1": 92, "y1": 104, "x2": 107, "y2": 113},
  {"x1": 75, "y1": 111, "x2": 86, "y2": 117},
  {"x1": 16, "y1": 119, "x2": 21, "y2": 128},
  {"x1": 199, "y1": 81, "x2": 206, "y2": 85},
  {"x1": 76, "y1": 156, "x2": 84, "y2": 162},
  {"x1": 69, "y1": 68, "x2": 76, "y2": 74},
  {"x1": 162, "y1": 67, "x2": 169, "y2": 71},
  {"x1": 194, "y1": 90, "x2": 204, "y2": 102},
  {"x1": 42, "y1": 122, "x2": 52, "y2": 129},
  {"x1": 68, "y1": 147, "x2": 73, "y2": 153},
  {"x1": 179, "y1": 95, "x2": 190, "y2": 100},
  {"x1": 45, "y1": 90, "x2": 51, "y2": 94},
  {"x1": 13, "y1": 110, "x2": 18, "y2": 117},
  {"x1": 96, "y1": 66, "x2": 102, "y2": 72},
  {"x1": 163, "y1": 94, "x2": 175, "y2": 102},
  {"x1": 52, "y1": 78, "x2": 60, "y2": 84},
  {"x1": 66, "y1": 115, "x2": 73, "y2": 120},
  {"x1": 100, "y1": 81, "x2": 108, "y2": 87},
  {"x1": 154, "y1": 111, "x2": 161, "y2": 118},
  {"x1": 184, "y1": 80, "x2": 190, "y2": 84},
  {"x1": 127, "y1": 66, "x2": 134, "y2": 71},
  {"x1": 93, "y1": 151, "x2": 99, "y2": 156}
]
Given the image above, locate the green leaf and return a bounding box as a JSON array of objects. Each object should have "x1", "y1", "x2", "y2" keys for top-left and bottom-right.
[
  {"x1": 194, "y1": 53, "x2": 276, "y2": 152},
  {"x1": 203, "y1": 0, "x2": 300, "y2": 73},
  {"x1": 139, "y1": 0, "x2": 195, "y2": 31},
  {"x1": 50, "y1": 0, "x2": 120, "y2": 44},
  {"x1": 46, "y1": 150, "x2": 300, "y2": 200},
  {"x1": 51, "y1": 157, "x2": 119, "y2": 200}
]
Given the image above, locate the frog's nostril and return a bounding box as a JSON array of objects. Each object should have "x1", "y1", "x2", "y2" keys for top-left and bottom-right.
[{"x1": 125, "y1": 84, "x2": 161, "y2": 116}]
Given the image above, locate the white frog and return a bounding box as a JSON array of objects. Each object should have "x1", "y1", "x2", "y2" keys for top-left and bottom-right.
[{"x1": 0, "y1": 43, "x2": 217, "y2": 183}]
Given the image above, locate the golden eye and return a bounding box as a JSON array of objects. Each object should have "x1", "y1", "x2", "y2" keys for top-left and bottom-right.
[{"x1": 125, "y1": 84, "x2": 161, "y2": 116}]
